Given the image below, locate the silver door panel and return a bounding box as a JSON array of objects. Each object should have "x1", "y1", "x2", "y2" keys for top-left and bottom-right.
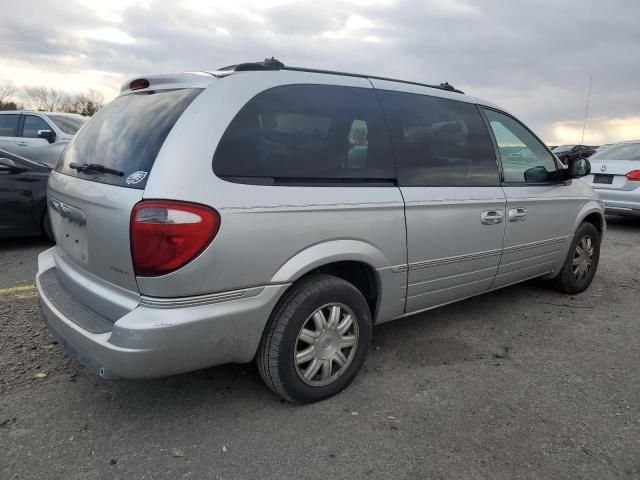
[
  {"x1": 401, "y1": 187, "x2": 506, "y2": 313},
  {"x1": 495, "y1": 185, "x2": 592, "y2": 289}
]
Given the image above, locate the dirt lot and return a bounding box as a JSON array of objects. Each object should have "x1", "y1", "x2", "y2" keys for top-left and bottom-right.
[{"x1": 1, "y1": 217, "x2": 639, "y2": 480}]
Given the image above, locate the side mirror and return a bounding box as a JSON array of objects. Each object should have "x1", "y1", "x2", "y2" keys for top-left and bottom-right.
[
  {"x1": 0, "y1": 157, "x2": 19, "y2": 172},
  {"x1": 38, "y1": 129, "x2": 56, "y2": 143},
  {"x1": 567, "y1": 157, "x2": 591, "y2": 179},
  {"x1": 523, "y1": 165, "x2": 550, "y2": 183}
]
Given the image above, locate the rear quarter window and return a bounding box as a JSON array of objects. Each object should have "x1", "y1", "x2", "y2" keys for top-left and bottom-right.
[
  {"x1": 56, "y1": 88, "x2": 201, "y2": 189},
  {"x1": 213, "y1": 84, "x2": 396, "y2": 184}
]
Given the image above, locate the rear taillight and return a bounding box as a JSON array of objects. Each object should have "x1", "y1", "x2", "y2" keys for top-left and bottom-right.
[
  {"x1": 130, "y1": 200, "x2": 220, "y2": 276},
  {"x1": 626, "y1": 170, "x2": 640, "y2": 181}
]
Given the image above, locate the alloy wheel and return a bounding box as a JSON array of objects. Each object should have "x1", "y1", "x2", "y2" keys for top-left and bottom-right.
[
  {"x1": 572, "y1": 235, "x2": 594, "y2": 281},
  {"x1": 294, "y1": 303, "x2": 359, "y2": 386}
]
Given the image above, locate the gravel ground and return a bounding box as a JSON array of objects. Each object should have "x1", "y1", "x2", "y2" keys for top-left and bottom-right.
[{"x1": 1, "y1": 217, "x2": 639, "y2": 480}]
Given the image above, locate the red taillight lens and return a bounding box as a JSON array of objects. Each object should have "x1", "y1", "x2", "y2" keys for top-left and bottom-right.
[
  {"x1": 626, "y1": 170, "x2": 640, "y2": 181},
  {"x1": 129, "y1": 78, "x2": 149, "y2": 90},
  {"x1": 131, "y1": 201, "x2": 220, "y2": 276}
]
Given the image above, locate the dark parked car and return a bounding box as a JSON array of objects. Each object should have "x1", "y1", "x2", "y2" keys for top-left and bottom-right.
[
  {"x1": 0, "y1": 149, "x2": 52, "y2": 239},
  {"x1": 552, "y1": 144, "x2": 597, "y2": 164}
]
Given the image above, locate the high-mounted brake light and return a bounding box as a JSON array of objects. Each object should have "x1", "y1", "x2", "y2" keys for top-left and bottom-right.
[
  {"x1": 626, "y1": 170, "x2": 640, "y2": 181},
  {"x1": 129, "y1": 78, "x2": 150, "y2": 90},
  {"x1": 130, "y1": 200, "x2": 220, "y2": 276}
]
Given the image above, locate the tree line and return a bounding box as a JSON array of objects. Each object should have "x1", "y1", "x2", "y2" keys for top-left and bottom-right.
[{"x1": 0, "y1": 81, "x2": 104, "y2": 116}]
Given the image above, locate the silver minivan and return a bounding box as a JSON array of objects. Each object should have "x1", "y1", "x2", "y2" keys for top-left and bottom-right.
[{"x1": 36, "y1": 59, "x2": 604, "y2": 403}]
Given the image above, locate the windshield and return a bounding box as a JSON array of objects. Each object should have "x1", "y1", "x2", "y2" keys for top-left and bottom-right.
[
  {"x1": 590, "y1": 142, "x2": 640, "y2": 161},
  {"x1": 48, "y1": 114, "x2": 88, "y2": 135},
  {"x1": 56, "y1": 88, "x2": 202, "y2": 189}
]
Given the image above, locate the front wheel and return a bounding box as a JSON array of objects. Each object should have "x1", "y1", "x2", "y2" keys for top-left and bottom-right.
[
  {"x1": 257, "y1": 274, "x2": 372, "y2": 403},
  {"x1": 551, "y1": 222, "x2": 600, "y2": 294}
]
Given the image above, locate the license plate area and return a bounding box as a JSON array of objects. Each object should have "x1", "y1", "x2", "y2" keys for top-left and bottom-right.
[
  {"x1": 49, "y1": 201, "x2": 89, "y2": 266},
  {"x1": 593, "y1": 174, "x2": 614, "y2": 184}
]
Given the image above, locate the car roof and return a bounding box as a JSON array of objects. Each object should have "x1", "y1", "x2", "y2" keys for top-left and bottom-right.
[
  {"x1": 121, "y1": 58, "x2": 502, "y2": 110},
  {"x1": 211, "y1": 58, "x2": 466, "y2": 93},
  {"x1": 0, "y1": 148, "x2": 50, "y2": 169},
  {"x1": 0, "y1": 110, "x2": 82, "y2": 116},
  {"x1": 208, "y1": 58, "x2": 504, "y2": 109}
]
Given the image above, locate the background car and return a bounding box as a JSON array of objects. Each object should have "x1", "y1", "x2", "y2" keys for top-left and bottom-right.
[
  {"x1": 551, "y1": 144, "x2": 597, "y2": 164},
  {"x1": 0, "y1": 148, "x2": 52, "y2": 238},
  {"x1": 0, "y1": 111, "x2": 87, "y2": 167},
  {"x1": 582, "y1": 140, "x2": 640, "y2": 216}
]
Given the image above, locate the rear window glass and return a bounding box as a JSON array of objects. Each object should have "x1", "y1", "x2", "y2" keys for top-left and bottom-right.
[
  {"x1": 590, "y1": 143, "x2": 640, "y2": 161},
  {"x1": 48, "y1": 114, "x2": 87, "y2": 135},
  {"x1": 377, "y1": 90, "x2": 499, "y2": 187},
  {"x1": 213, "y1": 85, "x2": 395, "y2": 184},
  {"x1": 56, "y1": 88, "x2": 201, "y2": 189}
]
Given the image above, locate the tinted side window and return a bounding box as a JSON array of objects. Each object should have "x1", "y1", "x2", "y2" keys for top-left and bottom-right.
[
  {"x1": 213, "y1": 85, "x2": 395, "y2": 182},
  {"x1": 0, "y1": 114, "x2": 19, "y2": 137},
  {"x1": 484, "y1": 109, "x2": 559, "y2": 184},
  {"x1": 22, "y1": 115, "x2": 51, "y2": 138},
  {"x1": 376, "y1": 90, "x2": 499, "y2": 187}
]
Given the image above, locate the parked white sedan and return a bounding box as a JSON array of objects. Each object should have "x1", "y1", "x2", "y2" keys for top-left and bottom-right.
[{"x1": 583, "y1": 141, "x2": 640, "y2": 215}]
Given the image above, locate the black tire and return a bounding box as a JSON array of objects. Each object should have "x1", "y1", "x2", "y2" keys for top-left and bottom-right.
[
  {"x1": 257, "y1": 274, "x2": 372, "y2": 403},
  {"x1": 551, "y1": 222, "x2": 600, "y2": 294},
  {"x1": 42, "y1": 211, "x2": 54, "y2": 241}
]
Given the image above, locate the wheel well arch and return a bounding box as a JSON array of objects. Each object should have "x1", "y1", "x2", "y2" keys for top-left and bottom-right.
[
  {"x1": 581, "y1": 211, "x2": 604, "y2": 234},
  {"x1": 269, "y1": 240, "x2": 390, "y2": 319},
  {"x1": 299, "y1": 260, "x2": 379, "y2": 318},
  {"x1": 273, "y1": 260, "x2": 380, "y2": 321}
]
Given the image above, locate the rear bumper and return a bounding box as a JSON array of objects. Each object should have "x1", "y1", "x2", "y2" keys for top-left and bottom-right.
[
  {"x1": 594, "y1": 187, "x2": 640, "y2": 215},
  {"x1": 36, "y1": 248, "x2": 289, "y2": 379}
]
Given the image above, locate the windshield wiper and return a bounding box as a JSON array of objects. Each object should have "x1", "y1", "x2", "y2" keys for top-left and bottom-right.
[{"x1": 69, "y1": 162, "x2": 124, "y2": 177}]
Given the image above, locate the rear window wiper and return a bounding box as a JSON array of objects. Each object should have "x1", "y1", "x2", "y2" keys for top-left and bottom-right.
[{"x1": 69, "y1": 162, "x2": 124, "y2": 177}]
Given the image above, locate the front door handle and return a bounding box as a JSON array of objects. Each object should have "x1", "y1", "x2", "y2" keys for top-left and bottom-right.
[
  {"x1": 480, "y1": 210, "x2": 504, "y2": 225},
  {"x1": 508, "y1": 207, "x2": 527, "y2": 222}
]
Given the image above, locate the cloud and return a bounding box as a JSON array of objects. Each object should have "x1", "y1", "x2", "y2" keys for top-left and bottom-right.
[
  {"x1": 1, "y1": 0, "x2": 639, "y2": 144},
  {"x1": 551, "y1": 116, "x2": 640, "y2": 145}
]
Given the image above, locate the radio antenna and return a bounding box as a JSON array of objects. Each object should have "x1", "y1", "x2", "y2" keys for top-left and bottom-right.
[{"x1": 580, "y1": 76, "x2": 593, "y2": 146}]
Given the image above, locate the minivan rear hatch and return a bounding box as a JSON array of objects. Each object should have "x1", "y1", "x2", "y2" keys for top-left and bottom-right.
[{"x1": 49, "y1": 87, "x2": 203, "y2": 294}]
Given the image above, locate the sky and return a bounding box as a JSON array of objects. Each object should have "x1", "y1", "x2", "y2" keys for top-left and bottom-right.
[{"x1": 1, "y1": 0, "x2": 639, "y2": 145}]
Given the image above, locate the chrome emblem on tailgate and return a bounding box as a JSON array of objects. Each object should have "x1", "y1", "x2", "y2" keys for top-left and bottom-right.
[{"x1": 49, "y1": 197, "x2": 86, "y2": 226}]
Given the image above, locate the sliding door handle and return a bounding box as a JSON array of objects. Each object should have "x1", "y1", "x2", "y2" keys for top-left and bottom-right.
[
  {"x1": 508, "y1": 208, "x2": 527, "y2": 222},
  {"x1": 481, "y1": 210, "x2": 504, "y2": 225}
]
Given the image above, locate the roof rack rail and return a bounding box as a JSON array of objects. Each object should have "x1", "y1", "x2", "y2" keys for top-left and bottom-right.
[
  {"x1": 217, "y1": 57, "x2": 284, "y2": 72},
  {"x1": 215, "y1": 58, "x2": 464, "y2": 94}
]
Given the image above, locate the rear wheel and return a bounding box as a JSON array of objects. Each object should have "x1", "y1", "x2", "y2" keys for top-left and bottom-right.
[
  {"x1": 551, "y1": 222, "x2": 600, "y2": 294},
  {"x1": 257, "y1": 274, "x2": 372, "y2": 403}
]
